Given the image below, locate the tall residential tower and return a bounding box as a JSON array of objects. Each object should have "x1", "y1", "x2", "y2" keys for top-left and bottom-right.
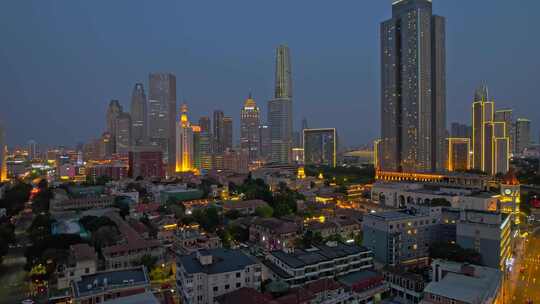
[
  {"x1": 379, "y1": 0, "x2": 446, "y2": 173},
  {"x1": 240, "y1": 93, "x2": 261, "y2": 161}
]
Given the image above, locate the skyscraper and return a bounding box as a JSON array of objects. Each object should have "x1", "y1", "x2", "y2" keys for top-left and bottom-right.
[
  {"x1": 213, "y1": 110, "x2": 225, "y2": 154},
  {"x1": 27, "y1": 139, "x2": 38, "y2": 160},
  {"x1": 175, "y1": 104, "x2": 193, "y2": 173},
  {"x1": 472, "y1": 86, "x2": 509, "y2": 175},
  {"x1": 380, "y1": 0, "x2": 446, "y2": 173},
  {"x1": 303, "y1": 128, "x2": 337, "y2": 167},
  {"x1": 515, "y1": 118, "x2": 531, "y2": 154},
  {"x1": 259, "y1": 124, "x2": 271, "y2": 161},
  {"x1": 450, "y1": 122, "x2": 472, "y2": 139},
  {"x1": 148, "y1": 73, "x2": 177, "y2": 176},
  {"x1": 130, "y1": 83, "x2": 147, "y2": 146},
  {"x1": 198, "y1": 116, "x2": 213, "y2": 170},
  {"x1": 0, "y1": 123, "x2": 6, "y2": 181},
  {"x1": 223, "y1": 117, "x2": 233, "y2": 151},
  {"x1": 192, "y1": 125, "x2": 202, "y2": 171},
  {"x1": 240, "y1": 93, "x2": 261, "y2": 161},
  {"x1": 269, "y1": 44, "x2": 293, "y2": 164},
  {"x1": 115, "y1": 112, "x2": 132, "y2": 154},
  {"x1": 447, "y1": 138, "x2": 470, "y2": 172},
  {"x1": 106, "y1": 99, "x2": 123, "y2": 155},
  {"x1": 494, "y1": 109, "x2": 513, "y2": 155}
]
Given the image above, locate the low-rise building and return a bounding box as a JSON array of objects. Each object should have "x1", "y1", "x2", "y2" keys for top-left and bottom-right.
[
  {"x1": 70, "y1": 266, "x2": 151, "y2": 304},
  {"x1": 174, "y1": 226, "x2": 222, "y2": 254},
  {"x1": 421, "y1": 259, "x2": 502, "y2": 304},
  {"x1": 249, "y1": 217, "x2": 299, "y2": 251},
  {"x1": 382, "y1": 266, "x2": 427, "y2": 304},
  {"x1": 57, "y1": 244, "x2": 98, "y2": 289},
  {"x1": 50, "y1": 188, "x2": 115, "y2": 215},
  {"x1": 176, "y1": 248, "x2": 262, "y2": 304},
  {"x1": 264, "y1": 242, "x2": 373, "y2": 287},
  {"x1": 222, "y1": 199, "x2": 269, "y2": 216}
]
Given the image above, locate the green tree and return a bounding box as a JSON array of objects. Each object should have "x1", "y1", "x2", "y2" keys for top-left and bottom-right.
[
  {"x1": 136, "y1": 254, "x2": 158, "y2": 270},
  {"x1": 255, "y1": 205, "x2": 274, "y2": 218},
  {"x1": 225, "y1": 209, "x2": 242, "y2": 220}
]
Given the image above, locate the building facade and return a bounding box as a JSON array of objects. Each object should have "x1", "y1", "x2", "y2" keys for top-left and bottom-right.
[
  {"x1": 213, "y1": 110, "x2": 225, "y2": 154},
  {"x1": 128, "y1": 147, "x2": 164, "y2": 179},
  {"x1": 106, "y1": 100, "x2": 123, "y2": 155},
  {"x1": 223, "y1": 116, "x2": 233, "y2": 151},
  {"x1": 515, "y1": 118, "x2": 531, "y2": 154},
  {"x1": 148, "y1": 73, "x2": 177, "y2": 176},
  {"x1": 130, "y1": 83, "x2": 147, "y2": 146},
  {"x1": 380, "y1": 0, "x2": 446, "y2": 173},
  {"x1": 303, "y1": 128, "x2": 337, "y2": 167},
  {"x1": 447, "y1": 138, "x2": 470, "y2": 172},
  {"x1": 115, "y1": 112, "x2": 132, "y2": 154},
  {"x1": 176, "y1": 104, "x2": 194, "y2": 173},
  {"x1": 240, "y1": 93, "x2": 261, "y2": 162}
]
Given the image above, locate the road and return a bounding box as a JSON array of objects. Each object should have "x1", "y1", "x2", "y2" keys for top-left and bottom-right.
[{"x1": 508, "y1": 229, "x2": 540, "y2": 304}]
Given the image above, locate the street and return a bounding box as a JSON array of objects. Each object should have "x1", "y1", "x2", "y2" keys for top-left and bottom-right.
[{"x1": 509, "y1": 229, "x2": 540, "y2": 304}]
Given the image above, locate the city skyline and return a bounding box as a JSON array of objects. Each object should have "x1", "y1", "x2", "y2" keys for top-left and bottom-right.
[{"x1": 2, "y1": 1, "x2": 540, "y2": 147}]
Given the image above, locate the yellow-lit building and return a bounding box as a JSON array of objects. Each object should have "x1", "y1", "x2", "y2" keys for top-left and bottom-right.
[
  {"x1": 175, "y1": 104, "x2": 194, "y2": 173},
  {"x1": 499, "y1": 169, "x2": 520, "y2": 225},
  {"x1": 447, "y1": 138, "x2": 470, "y2": 172}
]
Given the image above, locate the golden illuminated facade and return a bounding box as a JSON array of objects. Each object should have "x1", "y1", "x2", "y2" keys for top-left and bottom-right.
[
  {"x1": 175, "y1": 104, "x2": 194, "y2": 173},
  {"x1": 471, "y1": 86, "x2": 509, "y2": 175},
  {"x1": 499, "y1": 169, "x2": 520, "y2": 225},
  {"x1": 240, "y1": 93, "x2": 261, "y2": 162},
  {"x1": 447, "y1": 138, "x2": 470, "y2": 172}
]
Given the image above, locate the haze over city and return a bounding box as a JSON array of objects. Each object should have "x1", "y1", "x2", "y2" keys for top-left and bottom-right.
[{"x1": 2, "y1": 0, "x2": 539, "y2": 146}]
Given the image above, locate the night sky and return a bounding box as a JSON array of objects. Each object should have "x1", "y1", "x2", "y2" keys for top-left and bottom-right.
[{"x1": 1, "y1": 0, "x2": 539, "y2": 147}]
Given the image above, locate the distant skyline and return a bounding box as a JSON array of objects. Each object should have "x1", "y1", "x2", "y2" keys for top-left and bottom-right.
[{"x1": 1, "y1": 0, "x2": 540, "y2": 147}]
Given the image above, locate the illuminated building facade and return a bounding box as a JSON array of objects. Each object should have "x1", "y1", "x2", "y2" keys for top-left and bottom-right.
[
  {"x1": 269, "y1": 44, "x2": 293, "y2": 164},
  {"x1": 380, "y1": 0, "x2": 446, "y2": 173},
  {"x1": 515, "y1": 118, "x2": 531, "y2": 155},
  {"x1": 128, "y1": 147, "x2": 164, "y2": 179},
  {"x1": 292, "y1": 148, "x2": 304, "y2": 164},
  {"x1": 192, "y1": 125, "x2": 201, "y2": 171},
  {"x1": 148, "y1": 73, "x2": 177, "y2": 176},
  {"x1": 258, "y1": 124, "x2": 271, "y2": 161},
  {"x1": 240, "y1": 93, "x2": 261, "y2": 162},
  {"x1": 115, "y1": 112, "x2": 132, "y2": 154},
  {"x1": 471, "y1": 86, "x2": 509, "y2": 175},
  {"x1": 130, "y1": 83, "x2": 147, "y2": 146},
  {"x1": 213, "y1": 110, "x2": 225, "y2": 154},
  {"x1": 223, "y1": 116, "x2": 233, "y2": 151},
  {"x1": 198, "y1": 116, "x2": 213, "y2": 170},
  {"x1": 494, "y1": 109, "x2": 513, "y2": 155},
  {"x1": 447, "y1": 138, "x2": 470, "y2": 172},
  {"x1": 499, "y1": 169, "x2": 520, "y2": 225},
  {"x1": 27, "y1": 139, "x2": 38, "y2": 160},
  {"x1": 175, "y1": 104, "x2": 194, "y2": 173},
  {"x1": 303, "y1": 128, "x2": 337, "y2": 167}
]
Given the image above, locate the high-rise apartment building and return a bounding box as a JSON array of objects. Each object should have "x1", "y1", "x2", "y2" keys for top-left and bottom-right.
[
  {"x1": 472, "y1": 86, "x2": 509, "y2": 175},
  {"x1": 450, "y1": 122, "x2": 472, "y2": 139},
  {"x1": 198, "y1": 116, "x2": 212, "y2": 170},
  {"x1": 213, "y1": 110, "x2": 225, "y2": 154},
  {"x1": 192, "y1": 125, "x2": 201, "y2": 171},
  {"x1": 447, "y1": 138, "x2": 470, "y2": 172},
  {"x1": 515, "y1": 118, "x2": 531, "y2": 155},
  {"x1": 494, "y1": 109, "x2": 513, "y2": 155},
  {"x1": 176, "y1": 104, "x2": 194, "y2": 173},
  {"x1": 269, "y1": 44, "x2": 293, "y2": 164},
  {"x1": 106, "y1": 100, "x2": 123, "y2": 155},
  {"x1": 223, "y1": 117, "x2": 233, "y2": 151},
  {"x1": 240, "y1": 93, "x2": 261, "y2": 161},
  {"x1": 380, "y1": 0, "x2": 446, "y2": 173},
  {"x1": 130, "y1": 83, "x2": 147, "y2": 146},
  {"x1": 258, "y1": 124, "x2": 271, "y2": 161},
  {"x1": 27, "y1": 139, "x2": 38, "y2": 160},
  {"x1": 148, "y1": 73, "x2": 177, "y2": 176},
  {"x1": 303, "y1": 128, "x2": 337, "y2": 167},
  {"x1": 0, "y1": 123, "x2": 6, "y2": 181},
  {"x1": 115, "y1": 113, "x2": 132, "y2": 154}
]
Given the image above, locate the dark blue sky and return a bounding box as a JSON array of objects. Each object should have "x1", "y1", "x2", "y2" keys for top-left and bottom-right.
[{"x1": 1, "y1": 0, "x2": 539, "y2": 147}]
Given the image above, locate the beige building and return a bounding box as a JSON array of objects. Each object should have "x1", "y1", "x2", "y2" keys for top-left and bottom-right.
[{"x1": 57, "y1": 244, "x2": 98, "y2": 289}]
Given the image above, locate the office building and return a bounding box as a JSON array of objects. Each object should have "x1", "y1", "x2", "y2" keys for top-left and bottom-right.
[
  {"x1": 106, "y1": 99, "x2": 123, "y2": 155},
  {"x1": 422, "y1": 259, "x2": 502, "y2": 304},
  {"x1": 176, "y1": 104, "x2": 194, "y2": 173},
  {"x1": 269, "y1": 44, "x2": 293, "y2": 164},
  {"x1": 130, "y1": 83, "x2": 147, "y2": 146},
  {"x1": 213, "y1": 110, "x2": 225, "y2": 154},
  {"x1": 148, "y1": 73, "x2": 177, "y2": 175},
  {"x1": 499, "y1": 169, "x2": 521, "y2": 225},
  {"x1": 447, "y1": 138, "x2": 470, "y2": 172},
  {"x1": 0, "y1": 123, "x2": 6, "y2": 181},
  {"x1": 240, "y1": 93, "x2": 261, "y2": 161},
  {"x1": 128, "y1": 147, "x2": 164, "y2": 179},
  {"x1": 192, "y1": 125, "x2": 201, "y2": 171},
  {"x1": 494, "y1": 109, "x2": 513, "y2": 155},
  {"x1": 264, "y1": 242, "x2": 373, "y2": 288},
  {"x1": 515, "y1": 118, "x2": 531, "y2": 154},
  {"x1": 472, "y1": 85, "x2": 510, "y2": 175},
  {"x1": 176, "y1": 248, "x2": 262, "y2": 304},
  {"x1": 223, "y1": 116, "x2": 233, "y2": 150},
  {"x1": 450, "y1": 122, "x2": 472, "y2": 139},
  {"x1": 259, "y1": 124, "x2": 271, "y2": 161},
  {"x1": 199, "y1": 116, "x2": 213, "y2": 170},
  {"x1": 115, "y1": 112, "x2": 131, "y2": 154},
  {"x1": 303, "y1": 128, "x2": 337, "y2": 167},
  {"x1": 362, "y1": 209, "x2": 439, "y2": 267},
  {"x1": 380, "y1": 0, "x2": 446, "y2": 173},
  {"x1": 27, "y1": 139, "x2": 38, "y2": 160}
]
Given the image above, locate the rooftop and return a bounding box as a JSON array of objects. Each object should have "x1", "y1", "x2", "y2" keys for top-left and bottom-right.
[
  {"x1": 270, "y1": 243, "x2": 370, "y2": 269},
  {"x1": 178, "y1": 248, "x2": 258, "y2": 275},
  {"x1": 338, "y1": 270, "x2": 383, "y2": 288},
  {"x1": 104, "y1": 291, "x2": 159, "y2": 304},
  {"x1": 71, "y1": 266, "x2": 149, "y2": 298},
  {"x1": 216, "y1": 287, "x2": 272, "y2": 304},
  {"x1": 365, "y1": 209, "x2": 430, "y2": 221},
  {"x1": 252, "y1": 217, "x2": 299, "y2": 234},
  {"x1": 70, "y1": 243, "x2": 97, "y2": 262}
]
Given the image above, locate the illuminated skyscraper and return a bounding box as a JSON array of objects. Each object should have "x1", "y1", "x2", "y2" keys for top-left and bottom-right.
[
  {"x1": 269, "y1": 44, "x2": 293, "y2": 164},
  {"x1": 494, "y1": 109, "x2": 513, "y2": 155},
  {"x1": 192, "y1": 125, "x2": 202, "y2": 171},
  {"x1": 259, "y1": 124, "x2": 271, "y2": 161},
  {"x1": 380, "y1": 0, "x2": 446, "y2": 173},
  {"x1": 130, "y1": 83, "x2": 147, "y2": 146},
  {"x1": 303, "y1": 128, "x2": 337, "y2": 167},
  {"x1": 515, "y1": 118, "x2": 531, "y2": 155},
  {"x1": 115, "y1": 112, "x2": 132, "y2": 154},
  {"x1": 175, "y1": 104, "x2": 193, "y2": 172},
  {"x1": 148, "y1": 73, "x2": 177, "y2": 175},
  {"x1": 213, "y1": 110, "x2": 225, "y2": 154},
  {"x1": 198, "y1": 116, "x2": 212, "y2": 170},
  {"x1": 447, "y1": 138, "x2": 470, "y2": 172},
  {"x1": 240, "y1": 93, "x2": 261, "y2": 161},
  {"x1": 106, "y1": 99, "x2": 123, "y2": 155},
  {"x1": 0, "y1": 123, "x2": 6, "y2": 181},
  {"x1": 472, "y1": 86, "x2": 509, "y2": 175}
]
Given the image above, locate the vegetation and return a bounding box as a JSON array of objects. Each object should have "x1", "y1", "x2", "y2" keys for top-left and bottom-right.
[
  {"x1": 429, "y1": 241, "x2": 483, "y2": 265},
  {"x1": 193, "y1": 205, "x2": 221, "y2": 232},
  {"x1": 0, "y1": 181, "x2": 32, "y2": 216},
  {"x1": 136, "y1": 254, "x2": 158, "y2": 270},
  {"x1": 295, "y1": 231, "x2": 323, "y2": 248},
  {"x1": 255, "y1": 205, "x2": 274, "y2": 218}
]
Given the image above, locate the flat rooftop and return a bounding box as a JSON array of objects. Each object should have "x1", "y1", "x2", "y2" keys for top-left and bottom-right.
[
  {"x1": 365, "y1": 209, "x2": 430, "y2": 221},
  {"x1": 270, "y1": 243, "x2": 370, "y2": 269},
  {"x1": 178, "y1": 248, "x2": 258, "y2": 275},
  {"x1": 72, "y1": 266, "x2": 149, "y2": 298}
]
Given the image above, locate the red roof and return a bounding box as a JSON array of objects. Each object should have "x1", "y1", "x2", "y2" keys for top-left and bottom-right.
[
  {"x1": 135, "y1": 203, "x2": 161, "y2": 213},
  {"x1": 216, "y1": 288, "x2": 272, "y2": 304}
]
